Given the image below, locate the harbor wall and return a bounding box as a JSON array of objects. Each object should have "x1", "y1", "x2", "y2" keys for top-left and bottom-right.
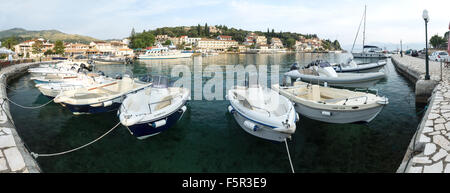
[
  {"x1": 393, "y1": 55, "x2": 450, "y2": 173},
  {"x1": 0, "y1": 61, "x2": 56, "y2": 173}
]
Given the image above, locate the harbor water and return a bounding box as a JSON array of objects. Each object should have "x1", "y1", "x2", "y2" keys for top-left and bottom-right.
[{"x1": 7, "y1": 53, "x2": 423, "y2": 172}]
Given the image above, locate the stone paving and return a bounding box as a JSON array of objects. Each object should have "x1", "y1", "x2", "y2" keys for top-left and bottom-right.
[
  {"x1": 0, "y1": 61, "x2": 52, "y2": 173},
  {"x1": 393, "y1": 55, "x2": 450, "y2": 173}
]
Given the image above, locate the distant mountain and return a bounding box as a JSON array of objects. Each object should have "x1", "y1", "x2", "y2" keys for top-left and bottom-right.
[{"x1": 0, "y1": 28, "x2": 99, "y2": 44}]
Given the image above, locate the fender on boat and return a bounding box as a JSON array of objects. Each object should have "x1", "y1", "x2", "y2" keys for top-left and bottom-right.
[
  {"x1": 180, "y1": 105, "x2": 187, "y2": 113},
  {"x1": 152, "y1": 119, "x2": 167, "y2": 128},
  {"x1": 243, "y1": 120, "x2": 258, "y2": 131},
  {"x1": 228, "y1": 105, "x2": 235, "y2": 114},
  {"x1": 103, "y1": 100, "x2": 113, "y2": 107}
]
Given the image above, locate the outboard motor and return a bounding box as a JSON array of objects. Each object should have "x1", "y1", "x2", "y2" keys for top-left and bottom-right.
[
  {"x1": 97, "y1": 71, "x2": 105, "y2": 76},
  {"x1": 115, "y1": 74, "x2": 123, "y2": 80}
]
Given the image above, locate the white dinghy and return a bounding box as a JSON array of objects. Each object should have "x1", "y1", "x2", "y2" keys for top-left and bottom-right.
[
  {"x1": 54, "y1": 75, "x2": 152, "y2": 114},
  {"x1": 118, "y1": 76, "x2": 190, "y2": 139},
  {"x1": 273, "y1": 81, "x2": 388, "y2": 124},
  {"x1": 227, "y1": 85, "x2": 298, "y2": 142}
]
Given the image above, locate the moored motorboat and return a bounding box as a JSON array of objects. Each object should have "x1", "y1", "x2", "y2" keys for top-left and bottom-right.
[
  {"x1": 54, "y1": 76, "x2": 152, "y2": 114},
  {"x1": 285, "y1": 60, "x2": 386, "y2": 88},
  {"x1": 118, "y1": 76, "x2": 190, "y2": 139},
  {"x1": 273, "y1": 81, "x2": 388, "y2": 124},
  {"x1": 226, "y1": 85, "x2": 298, "y2": 142},
  {"x1": 332, "y1": 58, "x2": 387, "y2": 73}
]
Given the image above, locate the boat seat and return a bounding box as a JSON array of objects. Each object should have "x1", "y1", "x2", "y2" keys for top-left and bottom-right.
[
  {"x1": 97, "y1": 87, "x2": 120, "y2": 95},
  {"x1": 233, "y1": 92, "x2": 253, "y2": 110},
  {"x1": 154, "y1": 95, "x2": 173, "y2": 111}
]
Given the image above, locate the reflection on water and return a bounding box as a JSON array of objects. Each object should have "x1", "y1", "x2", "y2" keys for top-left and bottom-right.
[{"x1": 8, "y1": 53, "x2": 422, "y2": 172}]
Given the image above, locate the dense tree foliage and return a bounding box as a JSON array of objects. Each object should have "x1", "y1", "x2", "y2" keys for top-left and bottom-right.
[
  {"x1": 53, "y1": 40, "x2": 65, "y2": 55},
  {"x1": 430, "y1": 34, "x2": 447, "y2": 49},
  {"x1": 127, "y1": 24, "x2": 344, "y2": 50}
]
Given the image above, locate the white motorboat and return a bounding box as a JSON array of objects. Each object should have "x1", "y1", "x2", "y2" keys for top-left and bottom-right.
[
  {"x1": 118, "y1": 76, "x2": 190, "y2": 139},
  {"x1": 285, "y1": 60, "x2": 386, "y2": 88},
  {"x1": 226, "y1": 85, "x2": 298, "y2": 142},
  {"x1": 273, "y1": 81, "x2": 388, "y2": 124},
  {"x1": 138, "y1": 45, "x2": 193, "y2": 60},
  {"x1": 332, "y1": 58, "x2": 387, "y2": 73},
  {"x1": 35, "y1": 73, "x2": 114, "y2": 98},
  {"x1": 54, "y1": 76, "x2": 152, "y2": 114}
]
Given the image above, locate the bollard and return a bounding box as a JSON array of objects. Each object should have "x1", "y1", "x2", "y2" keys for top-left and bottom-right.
[{"x1": 441, "y1": 61, "x2": 443, "y2": 81}]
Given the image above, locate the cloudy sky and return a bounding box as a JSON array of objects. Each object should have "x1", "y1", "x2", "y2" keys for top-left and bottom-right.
[{"x1": 0, "y1": 0, "x2": 449, "y2": 49}]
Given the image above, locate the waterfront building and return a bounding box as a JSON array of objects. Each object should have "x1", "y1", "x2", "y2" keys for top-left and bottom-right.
[
  {"x1": 13, "y1": 38, "x2": 54, "y2": 58},
  {"x1": 255, "y1": 36, "x2": 267, "y2": 47},
  {"x1": 217, "y1": 35, "x2": 232, "y2": 41},
  {"x1": 89, "y1": 41, "x2": 114, "y2": 55},
  {"x1": 195, "y1": 38, "x2": 238, "y2": 52},
  {"x1": 64, "y1": 43, "x2": 89, "y2": 56},
  {"x1": 270, "y1": 37, "x2": 283, "y2": 49}
]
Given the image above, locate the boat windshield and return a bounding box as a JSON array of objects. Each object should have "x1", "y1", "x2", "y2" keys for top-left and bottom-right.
[
  {"x1": 306, "y1": 60, "x2": 331, "y2": 68},
  {"x1": 152, "y1": 75, "x2": 169, "y2": 88}
]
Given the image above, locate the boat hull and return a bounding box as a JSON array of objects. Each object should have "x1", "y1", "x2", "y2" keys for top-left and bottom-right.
[
  {"x1": 352, "y1": 52, "x2": 387, "y2": 58},
  {"x1": 294, "y1": 102, "x2": 384, "y2": 123},
  {"x1": 285, "y1": 71, "x2": 386, "y2": 88},
  {"x1": 333, "y1": 61, "x2": 386, "y2": 73},
  {"x1": 61, "y1": 102, "x2": 122, "y2": 115},
  {"x1": 126, "y1": 104, "x2": 187, "y2": 140},
  {"x1": 229, "y1": 105, "x2": 292, "y2": 142},
  {"x1": 138, "y1": 53, "x2": 193, "y2": 60}
]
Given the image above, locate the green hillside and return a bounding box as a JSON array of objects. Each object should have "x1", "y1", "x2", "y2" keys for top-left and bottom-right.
[{"x1": 0, "y1": 28, "x2": 99, "y2": 44}]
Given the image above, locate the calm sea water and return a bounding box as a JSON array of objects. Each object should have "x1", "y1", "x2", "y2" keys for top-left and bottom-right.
[{"x1": 7, "y1": 53, "x2": 423, "y2": 172}]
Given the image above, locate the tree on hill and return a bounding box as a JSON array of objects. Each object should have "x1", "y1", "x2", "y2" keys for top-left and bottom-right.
[
  {"x1": 2, "y1": 37, "x2": 18, "y2": 50},
  {"x1": 32, "y1": 41, "x2": 43, "y2": 54},
  {"x1": 129, "y1": 30, "x2": 155, "y2": 49},
  {"x1": 44, "y1": 49, "x2": 54, "y2": 56},
  {"x1": 53, "y1": 40, "x2": 65, "y2": 55},
  {"x1": 286, "y1": 38, "x2": 296, "y2": 49}
]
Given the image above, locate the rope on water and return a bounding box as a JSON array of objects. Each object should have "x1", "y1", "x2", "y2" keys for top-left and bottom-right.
[
  {"x1": 284, "y1": 138, "x2": 295, "y2": 173},
  {"x1": 4, "y1": 96, "x2": 54, "y2": 109},
  {"x1": 31, "y1": 122, "x2": 121, "y2": 158}
]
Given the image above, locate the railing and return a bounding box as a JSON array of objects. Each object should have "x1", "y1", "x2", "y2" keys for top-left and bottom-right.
[{"x1": 0, "y1": 59, "x2": 35, "y2": 68}]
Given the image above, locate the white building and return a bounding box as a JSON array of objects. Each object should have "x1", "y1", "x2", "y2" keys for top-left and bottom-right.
[{"x1": 195, "y1": 38, "x2": 238, "y2": 52}]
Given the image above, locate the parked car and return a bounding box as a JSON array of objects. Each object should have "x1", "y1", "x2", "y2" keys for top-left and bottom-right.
[
  {"x1": 429, "y1": 51, "x2": 449, "y2": 62},
  {"x1": 411, "y1": 50, "x2": 419, "y2": 57}
]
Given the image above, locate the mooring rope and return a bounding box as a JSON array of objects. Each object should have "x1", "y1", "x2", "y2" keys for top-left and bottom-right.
[
  {"x1": 4, "y1": 96, "x2": 54, "y2": 109},
  {"x1": 284, "y1": 138, "x2": 295, "y2": 173},
  {"x1": 31, "y1": 122, "x2": 121, "y2": 158}
]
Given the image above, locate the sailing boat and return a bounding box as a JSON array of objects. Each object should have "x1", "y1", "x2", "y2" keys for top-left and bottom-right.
[{"x1": 351, "y1": 5, "x2": 387, "y2": 59}]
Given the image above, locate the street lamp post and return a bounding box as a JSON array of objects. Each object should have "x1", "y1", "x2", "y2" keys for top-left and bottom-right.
[{"x1": 423, "y1": 10, "x2": 430, "y2": 80}]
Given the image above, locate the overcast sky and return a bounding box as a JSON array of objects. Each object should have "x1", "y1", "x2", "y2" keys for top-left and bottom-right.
[{"x1": 1, "y1": 0, "x2": 449, "y2": 49}]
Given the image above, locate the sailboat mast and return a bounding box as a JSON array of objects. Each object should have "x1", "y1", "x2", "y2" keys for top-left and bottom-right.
[{"x1": 362, "y1": 5, "x2": 366, "y2": 53}]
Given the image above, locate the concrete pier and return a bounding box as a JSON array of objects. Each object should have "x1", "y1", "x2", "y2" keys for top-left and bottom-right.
[
  {"x1": 391, "y1": 55, "x2": 441, "y2": 103},
  {"x1": 0, "y1": 61, "x2": 55, "y2": 173},
  {"x1": 394, "y1": 55, "x2": 450, "y2": 173}
]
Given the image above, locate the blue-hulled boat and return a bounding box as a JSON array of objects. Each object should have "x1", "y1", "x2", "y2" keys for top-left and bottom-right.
[{"x1": 118, "y1": 76, "x2": 190, "y2": 139}]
